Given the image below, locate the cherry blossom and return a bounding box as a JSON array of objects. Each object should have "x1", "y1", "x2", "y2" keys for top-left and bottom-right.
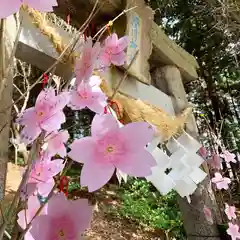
[
  {"x1": 20, "y1": 182, "x2": 38, "y2": 201},
  {"x1": 208, "y1": 153, "x2": 221, "y2": 169},
  {"x1": 29, "y1": 193, "x2": 92, "y2": 240},
  {"x1": 16, "y1": 88, "x2": 69, "y2": 144},
  {"x1": 18, "y1": 194, "x2": 46, "y2": 229},
  {"x1": 28, "y1": 158, "x2": 65, "y2": 184},
  {"x1": 68, "y1": 75, "x2": 107, "y2": 114},
  {"x1": 199, "y1": 146, "x2": 207, "y2": 159},
  {"x1": 75, "y1": 38, "x2": 101, "y2": 84},
  {"x1": 98, "y1": 33, "x2": 129, "y2": 69},
  {"x1": 220, "y1": 150, "x2": 236, "y2": 163},
  {"x1": 203, "y1": 205, "x2": 213, "y2": 224},
  {"x1": 21, "y1": 178, "x2": 55, "y2": 202},
  {"x1": 227, "y1": 223, "x2": 240, "y2": 240},
  {"x1": 45, "y1": 130, "x2": 69, "y2": 158},
  {"x1": 211, "y1": 172, "x2": 231, "y2": 190},
  {"x1": 0, "y1": 0, "x2": 57, "y2": 19},
  {"x1": 21, "y1": 156, "x2": 64, "y2": 201},
  {"x1": 18, "y1": 194, "x2": 47, "y2": 240},
  {"x1": 69, "y1": 113, "x2": 156, "y2": 192},
  {"x1": 225, "y1": 203, "x2": 237, "y2": 220}
]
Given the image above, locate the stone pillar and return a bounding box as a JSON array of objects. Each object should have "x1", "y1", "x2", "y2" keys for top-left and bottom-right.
[
  {"x1": 153, "y1": 65, "x2": 221, "y2": 240},
  {"x1": 153, "y1": 66, "x2": 198, "y2": 137}
]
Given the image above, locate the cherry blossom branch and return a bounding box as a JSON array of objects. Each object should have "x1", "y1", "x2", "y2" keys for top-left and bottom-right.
[
  {"x1": 17, "y1": 60, "x2": 31, "y2": 113},
  {"x1": 18, "y1": 160, "x2": 73, "y2": 240},
  {"x1": 0, "y1": 134, "x2": 44, "y2": 239},
  {"x1": 110, "y1": 50, "x2": 139, "y2": 100},
  {"x1": 93, "y1": 6, "x2": 138, "y2": 41},
  {"x1": 12, "y1": 100, "x2": 19, "y2": 115}
]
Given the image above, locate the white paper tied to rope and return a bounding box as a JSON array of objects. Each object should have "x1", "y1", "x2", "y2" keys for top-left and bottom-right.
[{"x1": 146, "y1": 130, "x2": 207, "y2": 198}]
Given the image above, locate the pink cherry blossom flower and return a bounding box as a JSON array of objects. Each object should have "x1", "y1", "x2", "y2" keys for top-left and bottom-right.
[
  {"x1": 203, "y1": 205, "x2": 213, "y2": 224},
  {"x1": 20, "y1": 182, "x2": 38, "y2": 201},
  {"x1": 29, "y1": 193, "x2": 93, "y2": 240},
  {"x1": 69, "y1": 113, "x2": 156, "y2": 192},
  {"x1": 45, "y1": 130, "x2": 69, "y2": 158},
  {"x1": 225, "y1": 203, "x2": 237, "y2": 220},
  {"x1": 37, "y1": 178, "x2": 55, "y2": 197},
  {"x1": 98, "y1": 33, "x2": 129, "y2": 69},
  {"x1": 16, "y1": 88, "x2": 69, "y2": 144},
  {"x1": 1, "y1": 0, "x2": 57, "y2": 19},
  {"x1": 220, "y1": 150, "x2": 236, "y2": 163},
  {"x1": 75, "y1": 38, "x2": 101, "y2": 84},
  {"x1": 208, "y1": 153, "x2": 221, "y2": 169},
  {"x1": 21, "y1": 179, "x2": 55, "y2": 201},
  {"x1": 18, "y1": 195, "x2": 47, "y2": 240},
  {"x1": 199, "y1": 146, "x2": 208, "y2": 159},
  {"x1": 68, "y1": 75, "x2": 107, "y2": 114},
  {"x1": 211, "y1": 172, "x2": 231, "y2": 190},
  {"x1": 20, "y1": 153, "x2": 59, "y2": 200},
  {"x1": 227, "y1": 223, "x2": 240, "y2": 240},
  {"x1": 28, "y1": 158, "x2": 65, "y2": 184}
]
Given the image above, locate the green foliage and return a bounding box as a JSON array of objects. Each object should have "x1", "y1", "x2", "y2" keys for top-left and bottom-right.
[
  {"x1": 66, "y1": 165, "x2": 81, "y2": 193},
  {"x1": 111, "y1": 178, "x2": 185, "y2": 239},
  {"x1": 68, "y1": 181, "x2": 81, "y2": 193}
]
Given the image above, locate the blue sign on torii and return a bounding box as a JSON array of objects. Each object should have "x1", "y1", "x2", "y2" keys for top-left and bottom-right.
[{"x1": 127, "y1": 14, "x2": 140, "y2": 65}]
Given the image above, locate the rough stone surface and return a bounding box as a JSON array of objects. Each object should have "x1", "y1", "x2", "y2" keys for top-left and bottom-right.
[
  {"x1": 124, "y1": 0, "x2": 154, "y2": 84},
  {"x1": 150, "y1": 22, "x2": 199, "y2": 83}
]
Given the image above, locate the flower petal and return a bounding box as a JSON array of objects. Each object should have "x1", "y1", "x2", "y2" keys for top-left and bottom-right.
[
  {"x1": 24, "y1": 0, "x2": 58, "y2": 12},
  {"x1": 115, "y1": 150, "x2": 156, "y2": 177},
  {"x1": 30, "y1": 215, "x2": 51, "y2": 240},
  {"x1": 80, "y1": 161, "x2": 115, "y2": 192},
  {"x1": 16, "y1": 107, "x2": 36, "y2": 126},
  {"x1": 46, "y1": 159, "x2": 65, "y2": 176},
  {"x1": 35, "y1": 87, "x2": 55, "y2": 109},
  {"x1": 20, "y1": 124, "x2": 41, "y2": 144},
  {"x1": 40, "y1": 111, "x2": 65, "y2": 132},
  {"x1": 119, "y1": 122, "x2": 154, "y2": 149},
  {"x1": 68, "y1": 91, "x2": 86, "y2": 110},
  {"x1": 0, "y1": 0, "x2": 21, "y2": 19},
  {"x1": 111, "y1": 51, "x2": 126, "y2": 66},
  {"x1": 88, "y1": 100, "x2": 106, "y2": 114},
  {"x1": 70, "y1": 199, "x2": 93, "y2": 233},
  {"x1": 105, "y1": 33, "x2": 118, "y2": 46},
  {"x1": 68, "y1": 137, "x2": 96, "y2": 164},
  {"x1": 37, "y1": 178, "x2": 55, "y2": 197},
  {"x1": 55, "y1": 91, "x2": 70, "y2": 110},
  {"x1": 57, "y1": 144, "x2": 67, "y2": 158},
  {"x1": 46, "y1": 193, "x2": 69, "y2": 218},
  {"x1": 88, "y1": 89, "x2": 107, "y2": 114},
  {"x1": 116, "y1": 36, "x2": 129, "y2": 52},
  {"x1": 91, "y1": 113, "x2": 119, "y2": 137}
]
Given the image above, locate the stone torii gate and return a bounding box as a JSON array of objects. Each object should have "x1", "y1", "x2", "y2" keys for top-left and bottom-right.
[{"x1": 1, "y1": 0, "x2": 221, "y2": 239}]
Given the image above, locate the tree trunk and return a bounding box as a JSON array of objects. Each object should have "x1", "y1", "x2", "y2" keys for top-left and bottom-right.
[
  {"x1": 0, "y1": 17, "x2": 16, "y2": 219},
  {"x1": 152, "y1": 65, "x2": 221, "y2": 240}
]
